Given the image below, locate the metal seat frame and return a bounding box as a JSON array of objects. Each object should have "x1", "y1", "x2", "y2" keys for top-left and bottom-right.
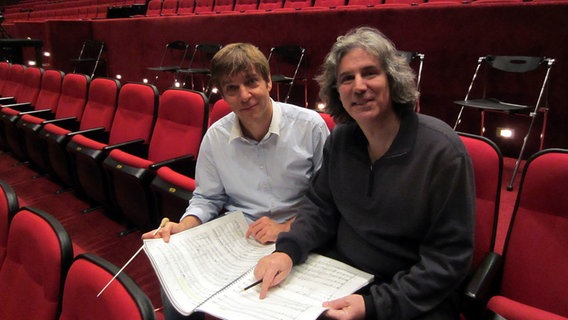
[{"x1": 453, "y1": 55, "x2": 554, "y2": 190}]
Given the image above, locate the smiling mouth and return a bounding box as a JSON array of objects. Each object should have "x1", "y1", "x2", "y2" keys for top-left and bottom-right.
[
  {"x1": 352, "y1": 99, "x2": 371, "y2": 106},
  {"x1": 239, "y1": 104, "x2": 256, "y2": 112}
]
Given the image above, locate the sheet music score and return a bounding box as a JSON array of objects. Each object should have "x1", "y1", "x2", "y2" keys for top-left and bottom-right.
[
  {"x1": 143, "y1": 212, "x2": 275, "y2": 315},
  {"x1": 144, "y1": 211, "x2": 374, "y2": 319},
  {"x1": 200, "y1": 254, "x2": 374, "y2": 320}
]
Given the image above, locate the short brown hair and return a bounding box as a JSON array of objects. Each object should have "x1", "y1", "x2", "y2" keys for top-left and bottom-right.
[{"x1": 210, "y1": 43, "x2": 270, "y2": 90}]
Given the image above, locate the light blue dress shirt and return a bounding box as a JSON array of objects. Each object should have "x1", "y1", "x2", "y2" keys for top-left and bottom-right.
[{"x1": 181, "y1": 100, "x2": 330, "y2": 224}]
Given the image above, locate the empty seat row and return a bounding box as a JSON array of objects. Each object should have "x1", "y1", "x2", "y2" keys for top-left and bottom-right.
[
  {"x1": 0, "y1": 65, "x2": 212, "y2": 233},
  {"x1": 140, "y1": 0, "x2": 557, "y2": 17},
  {"x1": 0, "y1": 179, "x2": 156, "y2": 319},
  {"x1": 5, "y1": 0, "x2": 560, "y2": 22}
]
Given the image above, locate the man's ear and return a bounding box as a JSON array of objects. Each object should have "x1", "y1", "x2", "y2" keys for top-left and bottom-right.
[{"x1": 267, "y1": 74, "x2": 273, "y2": 91}]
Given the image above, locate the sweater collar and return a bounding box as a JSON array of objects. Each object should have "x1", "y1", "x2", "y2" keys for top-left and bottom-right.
[{"x1": 348, "y1": 111, "x2": 418, "y2": 160}]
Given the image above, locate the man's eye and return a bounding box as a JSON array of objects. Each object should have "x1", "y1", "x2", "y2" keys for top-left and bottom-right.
[
  {"x1": 246, "y1": 78, "x2": 259, "y2": 86},
  {"x1": 363, "y1": 70, "x2": 379, "y2": 78},
  {"x1": 338, "y1": 76, "x2": 354, "y2": 85}
]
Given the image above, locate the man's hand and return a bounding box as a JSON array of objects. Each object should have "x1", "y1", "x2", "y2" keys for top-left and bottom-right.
[
  {"x1": 246, "y1": 216, "x2": 295, "y2": 244},
  {"x1": 141, "y1": 215, "x2": 201, "y2": 242},
  {"x1": 254, "y1": 252, "x2": 293, "y2": 299},
  {"x1": 322, "y1": 294, "x2": 365, "y2": 320}
]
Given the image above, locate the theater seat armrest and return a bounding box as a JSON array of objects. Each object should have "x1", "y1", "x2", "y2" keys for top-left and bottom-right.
[
  {"x1": 42, "y1": 116, "x2": 77, "y2": 126},
  {"x1": 19, "y1": 109, "x2": 54, "y2": 119},
  {"x1": 0, "y1": 102, "x2": 32, "y2": 110},
  {"x1": 104, "y1": 139, "x2": 147, "y2": 156},
  {"x1": 67, "y1": 127, "x2": 108, "y2": 136},
  {"x1": 149, "y1": 154, "x2": 196, "y2": 172},
  {"x1": 465, "y1": 251, "x2": 503, "y2": 302},
  {"x1": 0, "y1": 96, "x2": 16, "y2": 104}
]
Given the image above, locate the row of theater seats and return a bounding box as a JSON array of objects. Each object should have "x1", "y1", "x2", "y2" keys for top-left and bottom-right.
[
  {"x1": 456, "y1": 136, "x2": 568, "y2": 320},
  {"x1": 140, "y1": 0, "x2": 548, "y2": 18},
  {"x1": 2, "y1": 0, "x2": 143, "y2": 23},
  {"x1": 420, "y1": 131, "x2": 568, "y2": 320},
  {"x1": 4, "y1": 0, "x2": 562, "y2": 23},
  {"x1": 0, "y1": 179, "x2": 157, "y2": 319}
]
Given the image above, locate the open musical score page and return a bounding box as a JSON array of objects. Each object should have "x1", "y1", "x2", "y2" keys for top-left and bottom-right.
[{"x1": 143, "y1": 211, "x2": 374, "y2": 319}]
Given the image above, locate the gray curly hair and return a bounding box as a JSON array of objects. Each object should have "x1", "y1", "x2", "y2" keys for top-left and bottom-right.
[{"x1": 316, "y1": 27, "x2": 419, "y2": 123}]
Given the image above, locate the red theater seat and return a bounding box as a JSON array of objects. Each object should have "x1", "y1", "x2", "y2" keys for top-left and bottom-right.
[
  {"x1": 0, "y1": 63, "x2": 25, "y2": 101},
  {"x1": 234, "y1": 0, "x2": 260, "y2": 11},
  {"x1": 17, "y1": 73, "x2": 90, "y2": 171},
  {"x1": 194, "y1": 0, "x2": 215, "y2": 13},
  {"x1": 0, "y1": 67, "x2": 44, "y2": 157},
  {"x1": 465, "y1": 149, "x2": 568, "y2": 319},
  {"x1": 177, "y1": 0, "x2": 196, "y2": 14},
  {"x1": 458, "y1": 133, "x2": 502, "y2": 271},
  {"x1": 66, "y1": 82, "x2": 158, "y2": 215},
  {"x1": 1, "y1": 69, "x2": 64, "y2": 157},
  {"x1": 0, "y1": 207, "x2": 74, "y2": 320},
  {"x1": 0, "y1": 65, "x2": 38, "y2": 106},
  {"x1": 344, "y1": 0, "x2": 383, "y2": 9},
  {"x1": 161, "y1": 0, "x2": 179, "y2": 15},
  {"x1": 273, "y1": 0, "x2": 313, "y2": 10},
  {"x1": 304, "y1": 0, "x2": 347, "y2": 10},
  {"x1": 256, "y1": 0, "x2": 284, "y2": 11},
  {"x1": 103, "y1": 88, "x2": 208, "y2": 231},
  {"x1": 40, "y1": 77, "x2": 121, "y2": 190},
  {"x1": 318, "y1": 112, "x2": 336, "y2": 131},
  {"x1": 0, "y1": 62, "x2": 11, "y2": 95},
  {"x1": 144, "y1": 0, "x2": 163, "y2": 16},
  {"x1": 150, "y1": 98, "x2": 230, "y2": 223},
  {"x1": 0, "y1": 179, "x2": 19, "y2": 267},
  {"x1": 59, "y1": 253, "x2": 157, "y2": 320}
]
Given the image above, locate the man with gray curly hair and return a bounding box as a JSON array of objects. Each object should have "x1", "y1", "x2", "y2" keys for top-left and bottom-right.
[{"x1": 255, "y1": 27, "x2": 475, "y2": 319}]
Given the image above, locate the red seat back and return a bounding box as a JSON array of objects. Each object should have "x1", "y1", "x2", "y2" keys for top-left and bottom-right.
[
  {"x1": 15, "y1": 67, "x2": 43, "y2": 106},
  {"x1": 54, "y1": 73, "x2": 90, "y2": 119},
  {"x1": 178, "y1": 0, "x2": 195, "y2": 14},
  {"x1": 59, "y1": 253, "x2": 156, "y2": 320},
  {"x1": 145, "y1": 0, "x2": 163, "y2": 16},
  {"x1": 318, "y1": 112, "x2": 336, "y2": 131},
  {"x1": 0, "y1": 64, "x2": 25, "y2": 99},
  {"x1": 0, "y1": 208, "x2": 73, "y2": 319},
  {"x1": 282, "y1": 0, "x2": 312, "y2": 9},
  {"x1": 194, "y1": 0, "x2": 215, "y2": 13},
  {"x1": 161, "y1": 0, "x2": 179, "y2": 15},
  {"x1": 79, "y1": 77, "x2": 121, "y2": 131},
  {"x1": 34, "y1": 69, "x2": 65, "y2": 112},
  {"x1": 213, "y1": 0, "x2": 235, "y2": 12},
  {"x1": 498, "y1": 149, "x2": 568, "y2": 316},
  {"x1": 0, "y1": 180, "x2": 19, "y2": 266},
  {"x1": 108, "y1": 82, "x2": 159, "y2": 145},
  {"x1": 234, "y1": 0, "x2": 259, "y2": 11},
  {"x1": 208, "y1": 98, "x2": 232, "y2": 127},
  {"x1": 459, "y1": 132, "x2": 502, "y2": 269},
  {"x1": 258, "y1": 0, "x2": 284, "y2": 10},
  {"x1": 0, "y1": 62, "x2": 11, "y2": 94},
  {"x1": 148, "y1": 89, "x2": 208, "y2": 162}
]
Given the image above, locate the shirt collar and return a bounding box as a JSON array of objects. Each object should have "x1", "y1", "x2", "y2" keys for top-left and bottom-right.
[{"x1": 229, "y1": 99, "x2": 282, "y2": 143}]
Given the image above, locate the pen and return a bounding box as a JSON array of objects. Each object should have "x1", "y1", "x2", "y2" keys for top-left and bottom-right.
[
  {"x1": 241, "y1": 279, "x2": 262, "y2": 292},
  {"x1": 97, "y1": 217, "x2": 169, "y2": 297}
]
